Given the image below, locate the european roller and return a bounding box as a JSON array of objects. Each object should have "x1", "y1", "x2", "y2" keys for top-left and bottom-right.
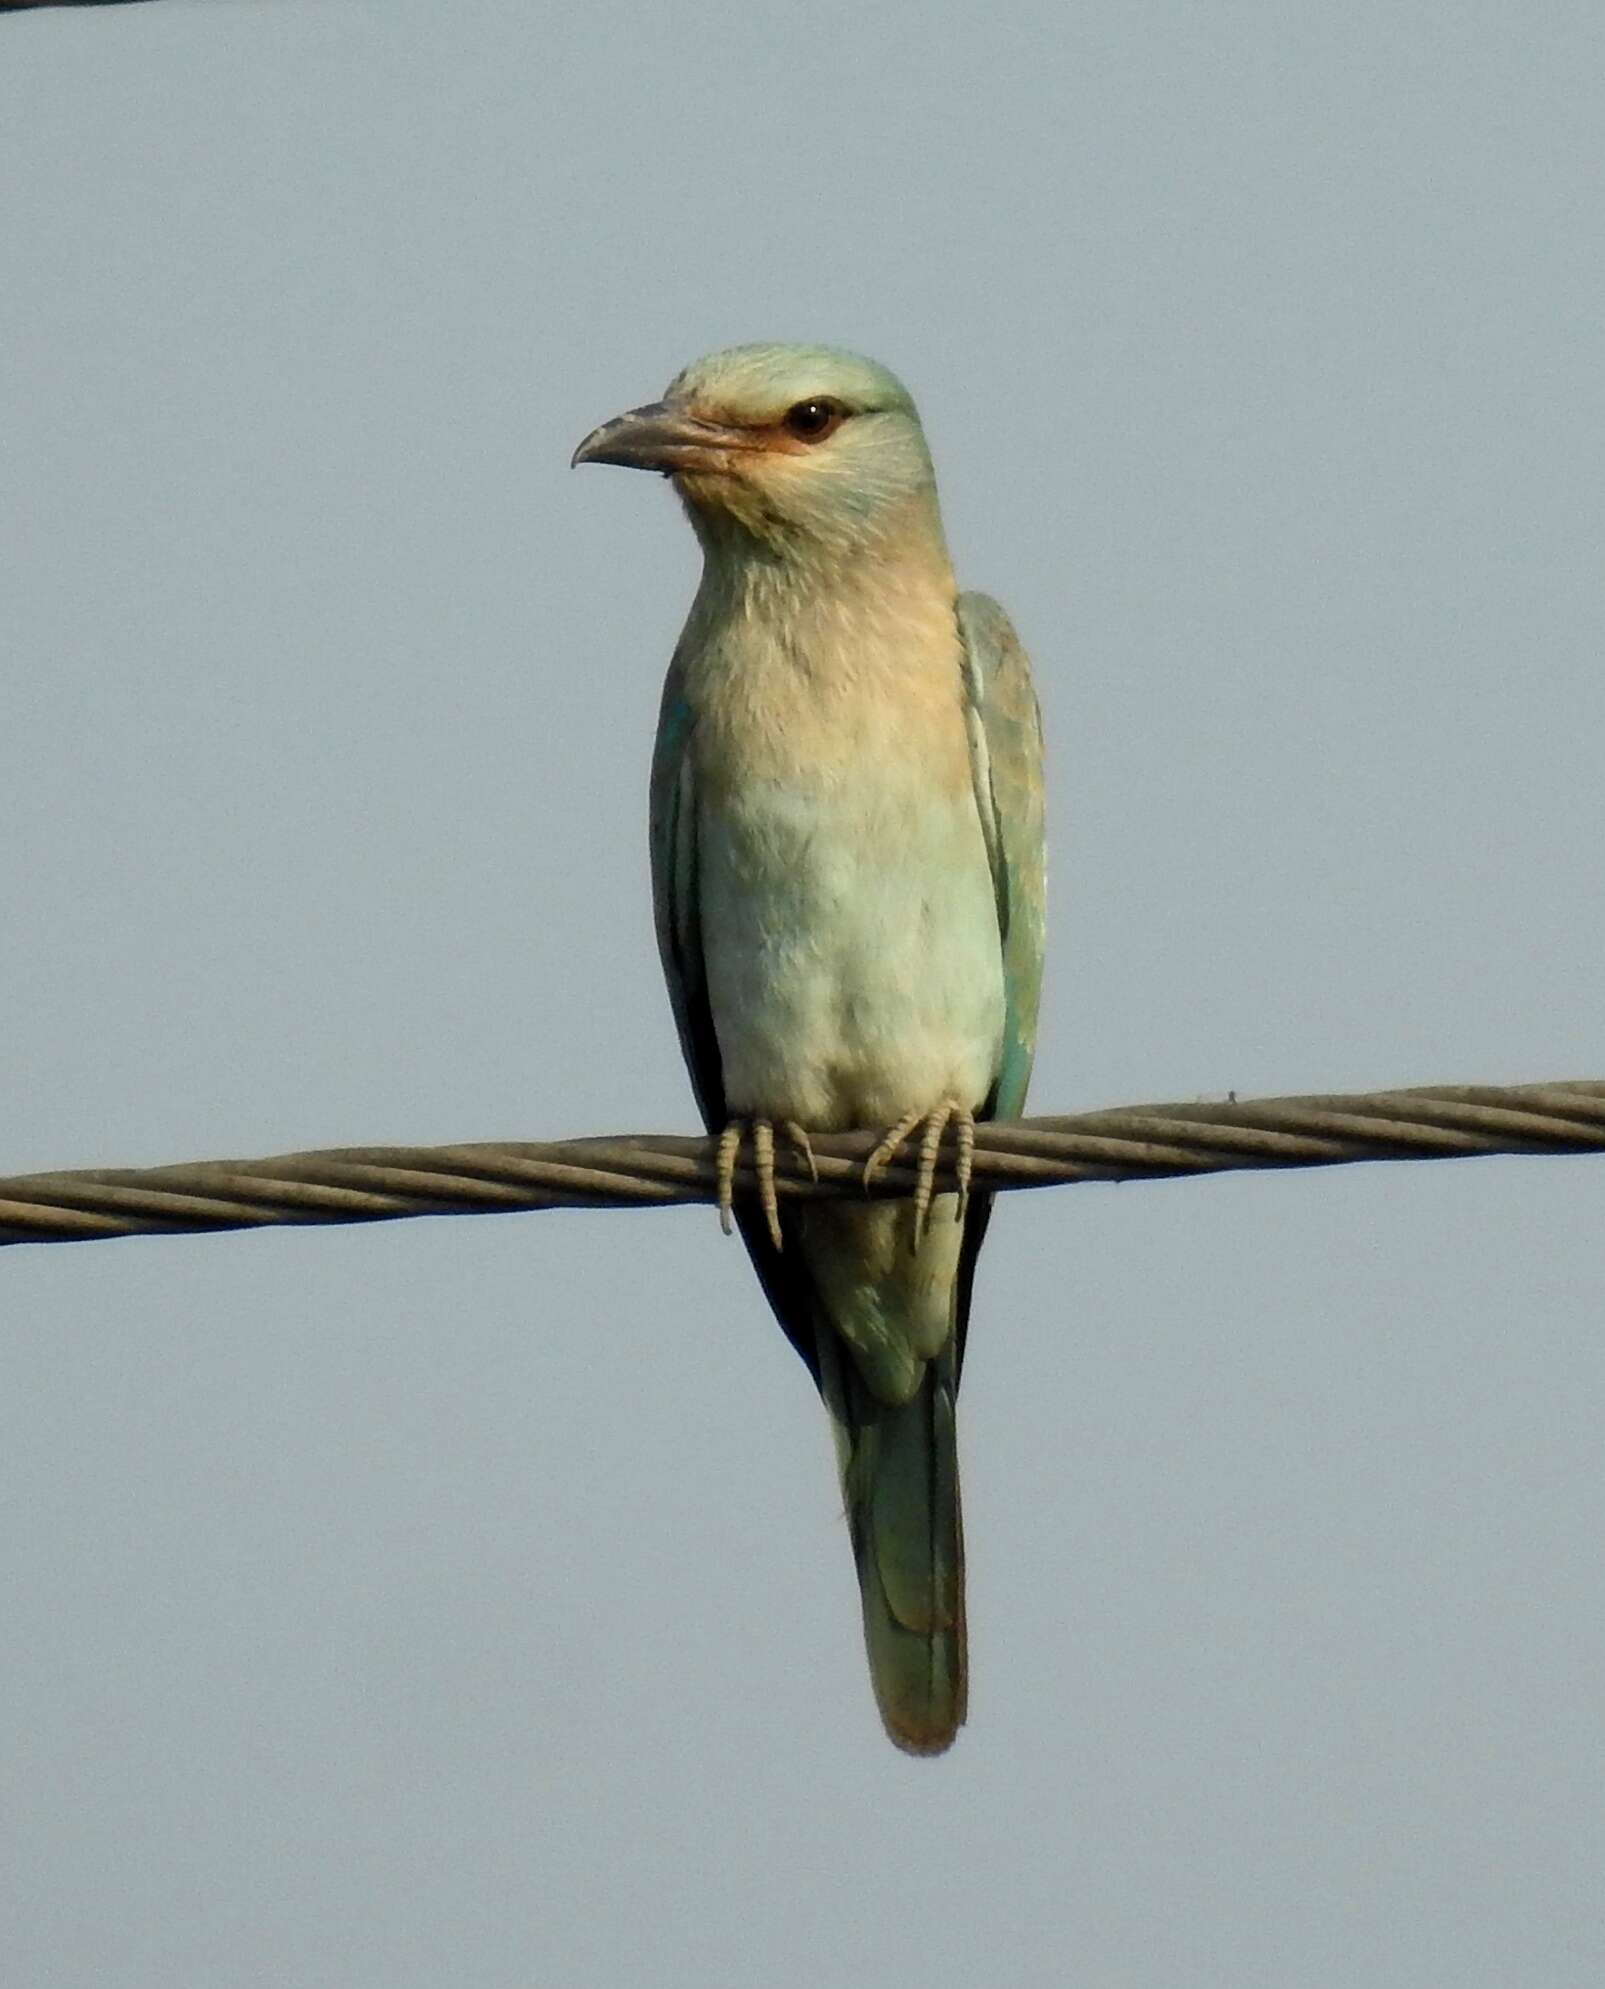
[{"x1": 573, "y1": 344, "x2": 1045, "y2": 1754}]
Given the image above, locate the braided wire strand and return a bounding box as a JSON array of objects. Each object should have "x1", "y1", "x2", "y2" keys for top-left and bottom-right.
[{"x1": 2, "y1": 1080, "x2": 1602, "y2": 1248}]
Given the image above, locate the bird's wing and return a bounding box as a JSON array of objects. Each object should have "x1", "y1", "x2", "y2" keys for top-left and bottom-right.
[
  {"x1": 651, "y1": 656, "x2": 829, "y2": 1381},
  {"x1": 649, "y1": 653, "x2": 726, "y2": 1131},
  {"x1": 957, "y1": 592, "x2": 1047, "y2": 1122}
]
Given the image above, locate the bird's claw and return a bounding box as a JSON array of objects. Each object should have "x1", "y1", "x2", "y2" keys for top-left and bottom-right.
[
  {"x1": 716, "y1": 1116, "x2": 815, "y2": 1251},
  {"x1": 715, "y1": 1122, "x2": 742, "y2": 1238},
  {"x1": 782, "y1": 1120, "x2": 819, "y2": 1185},
  {"x1": 862, "y1": 1098, "x2": 977, "y2": 1242},
  {"x1": 863, "y1": 1109, "x2": 922, "y2": 1193}
]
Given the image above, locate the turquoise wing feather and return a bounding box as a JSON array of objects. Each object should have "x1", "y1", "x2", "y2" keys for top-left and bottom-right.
[
  {"x1": 648, "y1": 650, "x2": 725, "y2": 1131},
  {"x1": 957, "y1": 592, "x2": 1047, "y2": 1123}
]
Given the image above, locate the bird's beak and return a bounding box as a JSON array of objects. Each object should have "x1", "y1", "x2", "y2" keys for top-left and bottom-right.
[{"x1": 570, "y1": 401, "x2": 747, "y2": 474}]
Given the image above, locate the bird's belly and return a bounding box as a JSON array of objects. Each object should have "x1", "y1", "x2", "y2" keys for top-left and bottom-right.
[{"x1": 698, "y1": 775, "x2": 1005, "y2": 1130}]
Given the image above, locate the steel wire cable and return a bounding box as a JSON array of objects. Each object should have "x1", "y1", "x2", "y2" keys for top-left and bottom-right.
[{"x1": 3, "y1": 1079, "x2": 1602, "y2": 1248}]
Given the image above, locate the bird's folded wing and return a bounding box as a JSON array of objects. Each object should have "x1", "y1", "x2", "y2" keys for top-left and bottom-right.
[
  {"x1": 649, "y1": 658, "x2": 726, "y2": 1130},
  {"x1": 957, "y1": 592, "x2": 1047, "y2": 1124}
]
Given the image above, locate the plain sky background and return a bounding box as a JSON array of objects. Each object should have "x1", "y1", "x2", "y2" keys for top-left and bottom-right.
[{"x1": 4, "y1": 3, "x2": 1603, "y2": 1983}]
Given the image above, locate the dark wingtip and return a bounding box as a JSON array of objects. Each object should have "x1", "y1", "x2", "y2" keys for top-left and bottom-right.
[{"x1": 882, "y1": 1710, "x2": 963, "y2": 1757}]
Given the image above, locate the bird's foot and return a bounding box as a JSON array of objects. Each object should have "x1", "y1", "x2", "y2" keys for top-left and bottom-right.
[
  {"x1": 715, "y1": 1117, "x2": 817, "y2": 1251},
  {"x1": 862, "y1": 1098, "x2": 976, "y2": 1240}
]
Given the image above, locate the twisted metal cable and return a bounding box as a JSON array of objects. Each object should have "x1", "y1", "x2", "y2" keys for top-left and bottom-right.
[
  {"x1": 3, "y1": 1079, "x2": 1602, "y2": 1249},
  {"x1": 2, "y1": 4, "x2": 166, "y2": 14}
]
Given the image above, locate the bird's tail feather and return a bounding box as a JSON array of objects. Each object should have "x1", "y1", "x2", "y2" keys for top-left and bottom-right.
[{"x1": 817, "y1": 1329, "x2": 967, "y2": 1755}]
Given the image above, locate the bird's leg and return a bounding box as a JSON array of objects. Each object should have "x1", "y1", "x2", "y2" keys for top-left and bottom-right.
[
  {"x1": 714, "y1": 1116, "x2": 789, "y2": 1252},
  {"x1": 863, "y1": 1098, "x2": 978, "y2": 1239}
]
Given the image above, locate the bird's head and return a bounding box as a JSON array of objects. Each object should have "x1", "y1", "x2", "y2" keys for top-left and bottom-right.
[{"x1": 572, "y1": 343, "x2": 943, "y2": 560}]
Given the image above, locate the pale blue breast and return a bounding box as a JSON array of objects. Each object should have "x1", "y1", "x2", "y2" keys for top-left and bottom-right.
[{"x1": 697, "y1": 760, "x2": 1005, "y2": 1130}]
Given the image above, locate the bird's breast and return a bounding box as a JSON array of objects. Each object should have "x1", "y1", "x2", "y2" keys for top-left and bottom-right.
[{"x1": 689, "y1": 605, "x2": 1005, "y2": 1130}]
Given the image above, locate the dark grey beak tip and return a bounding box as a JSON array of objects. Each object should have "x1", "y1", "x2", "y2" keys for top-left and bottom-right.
[
  {"x1": 570, "y1": 401, "x2": 678, "y2": 473},
  {"x1": 569, "y1": 425, "x2": 614, "y2": 470}
]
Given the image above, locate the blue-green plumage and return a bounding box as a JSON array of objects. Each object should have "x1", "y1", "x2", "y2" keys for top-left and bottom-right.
[{"x1": 578, "y1": 345, "x2": 1045, "y2": 1753}]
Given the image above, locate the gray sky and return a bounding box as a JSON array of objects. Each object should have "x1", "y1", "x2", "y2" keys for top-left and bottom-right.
[{"x1": 4, "y1": 3, "x2": 1603, "y2": 1983}]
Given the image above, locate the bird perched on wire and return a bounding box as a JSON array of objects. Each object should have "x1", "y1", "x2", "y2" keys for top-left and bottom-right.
[{"x1": 573, "y1": 344, "x2": 1045, "y2": 1754}]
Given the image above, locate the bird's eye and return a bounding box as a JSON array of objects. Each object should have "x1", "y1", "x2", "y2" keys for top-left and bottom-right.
[{"x1": 783, "y1": 398, "x2": 845, "y2": 442}]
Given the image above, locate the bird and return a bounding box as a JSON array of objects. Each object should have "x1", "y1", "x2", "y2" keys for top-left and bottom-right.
[{"x1": 573, "y1": 343, "x2": 1045, "y2": 1753}]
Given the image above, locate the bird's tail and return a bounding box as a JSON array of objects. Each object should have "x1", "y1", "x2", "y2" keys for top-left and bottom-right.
[{"x1": 816, "y1": 1329, "x2": 966, "y2": 1755}]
